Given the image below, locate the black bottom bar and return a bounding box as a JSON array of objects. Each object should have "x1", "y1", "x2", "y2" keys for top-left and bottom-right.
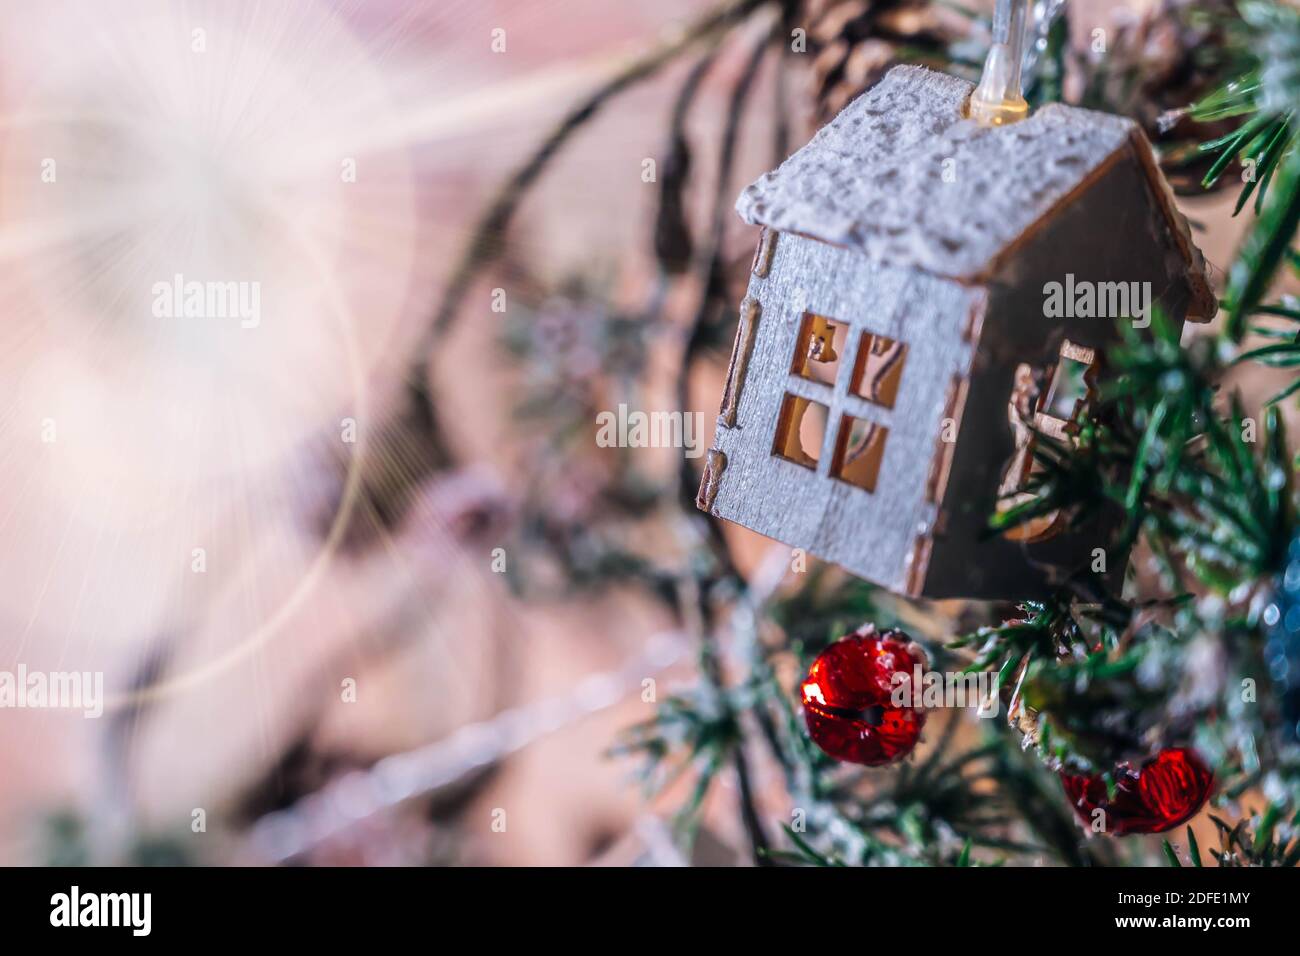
[{"x1": 0, "y1": 865, "x2": 1289, "y2": 941}]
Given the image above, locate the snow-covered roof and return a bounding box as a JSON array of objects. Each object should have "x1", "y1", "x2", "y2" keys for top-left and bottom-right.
[{"x1": 735, "y1": 65, "x2": 1211, "y2": 302}]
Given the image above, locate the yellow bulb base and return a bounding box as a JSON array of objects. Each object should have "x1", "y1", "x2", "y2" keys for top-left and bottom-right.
[
  {"x1": 970, "y1": 0, "x2": 1030, "y2": 127},
  {"x1": 968, "y1": 93, "x2": 1029, "y2": 127}
]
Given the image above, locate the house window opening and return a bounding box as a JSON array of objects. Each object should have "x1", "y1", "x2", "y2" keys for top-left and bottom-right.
[
  {"x1": 773, "y1": 393, "x2": 829, "y2": 469},
  {"x1": 850, "y1": 332, "x2": 907, "y2": 408},
  {"x1": 1043, "y1": 340, "x2": 1097, "y2": 425},
  {"x1": 791, "y1": 313, "x2": 846, "y2": 386},
  {"x1": 830, "y1": 414, "x2": 889, "y2": 492},
  {"x1": 998, "y1": 340, "x2": 1099, "y2": 543}
]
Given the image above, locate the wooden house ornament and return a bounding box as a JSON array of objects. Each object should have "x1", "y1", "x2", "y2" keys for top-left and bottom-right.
[{"x1": 697, "y1": 65, "x2": 1214, "y2": 600}]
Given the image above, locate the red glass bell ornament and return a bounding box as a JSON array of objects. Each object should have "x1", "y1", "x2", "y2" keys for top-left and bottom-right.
[
  {"x1": 799, "y1": 626, "x2": 926, "y2": 766},
  {"x1": 1060, "y1": 747, "x2": 1214, "y2": 836}
]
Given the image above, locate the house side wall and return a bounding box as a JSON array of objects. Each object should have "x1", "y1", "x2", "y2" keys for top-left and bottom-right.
[
  {"x1": 705, "y1": 231, "x2": 979, "y2": 593},
  {"x1": 922, "y1": 153, "x2": 1194, "y2": 597},
  {"x1": 981, "y1": 149, "x2": 1201, "y2": 354}
]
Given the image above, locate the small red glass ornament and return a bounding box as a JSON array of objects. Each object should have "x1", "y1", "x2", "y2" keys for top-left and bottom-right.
[
  {"x1": 1060, "y1": 747, "x2": 1214, "y2": 836},
  {"x1": 799, "y1": 626, "x2": 926, "y2": 766}
]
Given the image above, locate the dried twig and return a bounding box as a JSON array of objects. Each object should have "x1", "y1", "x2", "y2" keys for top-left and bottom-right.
[
  {"x1": 421, "y1": 0, "x2": 774, "y2": 357},
  {"x1": 672, "y1": 20, "x2": 779, "y2": 866}
]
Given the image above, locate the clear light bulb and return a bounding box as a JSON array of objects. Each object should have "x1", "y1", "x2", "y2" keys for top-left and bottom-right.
[{"x1": 969, "y1": 0, "x2": 1030, "y2": 126}]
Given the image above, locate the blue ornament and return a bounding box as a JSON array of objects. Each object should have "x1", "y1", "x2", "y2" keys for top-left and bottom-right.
[{"x1": 1265, "y1": 536, "x2": 1300, "y2": 742}]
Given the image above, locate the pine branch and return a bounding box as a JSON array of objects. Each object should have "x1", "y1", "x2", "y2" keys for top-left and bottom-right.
[
  {"x1": 1184, "y1": 1, "x2": 1300, "y2": 340},
  {"x1": 994, "y1": 314, "x2": 1293, "y2": 592}
]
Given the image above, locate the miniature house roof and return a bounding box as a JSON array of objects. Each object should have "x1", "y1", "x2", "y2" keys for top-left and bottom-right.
[{"x1": 735, "y1": 65, "x2": 1213, "y2": 312}]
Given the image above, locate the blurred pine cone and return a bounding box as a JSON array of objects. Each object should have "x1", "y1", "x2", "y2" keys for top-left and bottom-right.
[
  {"x1": 804, "y1": 0, "x2": 970, "y2": 122},
  {"x1": 1084, "y1": 0, "x2": 1242, "y2": 194}
]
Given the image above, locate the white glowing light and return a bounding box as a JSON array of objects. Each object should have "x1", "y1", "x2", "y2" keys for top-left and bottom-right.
[{"x1": 0, "y1": 0, "x2": 420, "y2": 658}]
